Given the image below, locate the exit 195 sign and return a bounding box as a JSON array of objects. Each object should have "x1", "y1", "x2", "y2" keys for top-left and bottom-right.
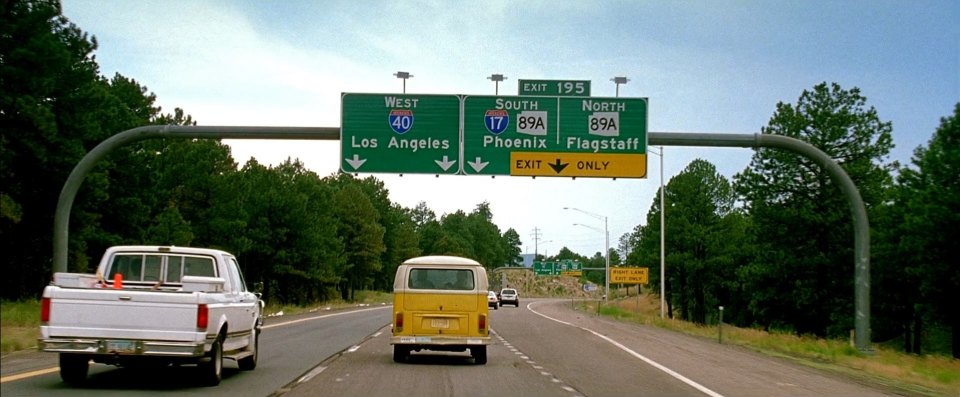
[{"x1": 518, "y1": 79, "x2": 591, "y2": 97}]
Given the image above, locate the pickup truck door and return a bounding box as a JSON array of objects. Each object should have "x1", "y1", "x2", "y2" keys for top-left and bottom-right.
[{"x1": 222, "y1": 256, "x2": 258, "y2": 350}]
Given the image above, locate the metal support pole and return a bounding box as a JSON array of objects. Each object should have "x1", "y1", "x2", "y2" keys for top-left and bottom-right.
[
  {"x1": 604, "y1": 216, "x2": 610, "y2": 304},
  {"x1": 648, "y1": 132, "x2": 871, "y2": 352},
  {"x1": 719, "y1": 306, "x2": 725, "y2": 344}
]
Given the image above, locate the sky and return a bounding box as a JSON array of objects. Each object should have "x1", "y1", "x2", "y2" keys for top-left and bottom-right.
[{"x1": 60, "y1": 0, "x2": 958, "y2": 260}]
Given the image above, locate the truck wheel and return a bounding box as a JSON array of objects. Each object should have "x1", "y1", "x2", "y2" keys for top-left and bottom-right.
[
  {"x1": 472, "y1": 346, "x2": 487, "y2": 365},
  {"x1": 199, "y1": 337, "x2": 223, "y2": 386},
  {"x1": 238, "y1": 331, "x2": 259, "y2": 370},
  {"x1": 393, "y1": 345, "x2": 409, "y2": 363},
  {"x1": 59, "y1": 354, "x2": 89, "y2": 385}
]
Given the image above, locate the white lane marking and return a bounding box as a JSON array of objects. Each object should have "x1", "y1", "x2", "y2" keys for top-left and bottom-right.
[
  {"x1": 297, "y1": 366, "x2": 327, "y2": 383},
  {"x1": 263, "y1": 306, "x2": 391, "y2": 329},
  {"x1": 527, "y1": 302, "x2": 725, "y2": 397}
]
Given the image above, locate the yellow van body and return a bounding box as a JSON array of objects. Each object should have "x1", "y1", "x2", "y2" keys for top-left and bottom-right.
[{"x1": 391, "y1": 256, "x2": 490, "y2": 364}]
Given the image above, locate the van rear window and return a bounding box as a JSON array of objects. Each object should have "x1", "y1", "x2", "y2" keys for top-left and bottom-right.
[{"x1": 409, "y1": 268, "x2": 475, "y2": 290}]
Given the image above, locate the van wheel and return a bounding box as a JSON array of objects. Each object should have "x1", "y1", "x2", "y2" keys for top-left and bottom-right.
[
  {"x1": 59, "y1": 354, "x2": 89, "y2": 385},
  {"x1": 393, "y1": 346, "x2": 409, "y2": 363},
  {"x1": 199, "y1": 337, "x2": 223, "y2": 386},
  {"x1": 472, "y1": 346, "x2": 487, "y2": 365}
]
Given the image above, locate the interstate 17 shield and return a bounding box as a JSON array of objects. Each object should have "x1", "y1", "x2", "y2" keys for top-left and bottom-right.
[
  {"x1": 388, "y1": 109, "x2": 414, "y2": 134},
  {"x1": 484, "y1": 109, "x2": 509, "y2": 135}
]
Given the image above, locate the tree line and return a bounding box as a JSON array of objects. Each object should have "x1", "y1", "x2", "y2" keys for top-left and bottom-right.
[
  {"x1": 619, "y1": 85, "x2": 957, "y2": 358},
  {"x1": 2, "y1": 1, "x2": 955, "y2": 357}
]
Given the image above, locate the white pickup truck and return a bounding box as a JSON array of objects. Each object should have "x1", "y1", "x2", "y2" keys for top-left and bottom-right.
[{"x1": 38, "y1": 245, "x2": 264, "y2": 386}]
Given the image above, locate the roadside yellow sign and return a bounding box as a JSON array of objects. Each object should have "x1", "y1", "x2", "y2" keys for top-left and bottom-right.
[
  {"x1": 509, "y1": 152, "x2": 647, "y2": 178},
  {"x1": 560, "y1": 270, "x2": 582, "y2": 277},
  {"x1": 610, "y1": 267, "x2": 649, "y2": 284}
]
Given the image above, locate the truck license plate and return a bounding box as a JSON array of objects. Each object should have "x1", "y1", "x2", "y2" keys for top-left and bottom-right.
[
  {"x1": 430, "y1": 319, "x2": 449, "y2": 329},
  {"x1": 107, "y1": 340, "x2": 135, "y2": 353}
]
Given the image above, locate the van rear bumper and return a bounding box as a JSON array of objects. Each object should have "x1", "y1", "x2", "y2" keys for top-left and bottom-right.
[{"x1": 390, "y1": 335, "x2": 490, "y2": 346}]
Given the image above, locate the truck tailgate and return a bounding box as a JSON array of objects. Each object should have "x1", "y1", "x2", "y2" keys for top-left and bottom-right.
[{"x1": 45, "y1": 287, "x2": 203, "y2": 341}]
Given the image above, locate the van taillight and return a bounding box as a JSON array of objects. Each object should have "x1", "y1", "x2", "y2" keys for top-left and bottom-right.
[
  {"x1": 395, "y1": 312, "x2": 403, "y2": 332},
  {"x1": 197, "y1": 304, "x2": 209, "y2": 329},
  {"x1": 41, "y1": 297, "x2": 51, "y2": 324},
  {"x1": 478, "y1": 313, "x2": 486, "y2": 332}
]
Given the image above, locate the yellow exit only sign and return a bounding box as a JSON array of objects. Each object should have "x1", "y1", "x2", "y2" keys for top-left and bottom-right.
[
  {"x1": 509, "y1": 152, "x2": 647, "y2": 178},
  {"x1": 610, "y1": 267, "x2": 649, "y2": 284}
]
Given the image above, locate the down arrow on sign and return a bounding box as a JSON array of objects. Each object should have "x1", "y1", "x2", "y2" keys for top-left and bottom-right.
[{"x1": 548, "y1": 158, "x2": 568, "y2": 174}]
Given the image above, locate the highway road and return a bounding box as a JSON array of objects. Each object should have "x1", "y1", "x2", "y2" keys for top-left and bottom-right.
[
  {"x1": 2, "y1": 299, "x2": 898, "y2": 396},
  {"x1": 0, "y1": 304, "x2": 391, "y2": 396}
]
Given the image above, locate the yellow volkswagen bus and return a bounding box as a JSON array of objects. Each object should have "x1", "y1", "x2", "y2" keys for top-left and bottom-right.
[{"x1": 390, "y1": 256, "x2": 490, "y2": 364}]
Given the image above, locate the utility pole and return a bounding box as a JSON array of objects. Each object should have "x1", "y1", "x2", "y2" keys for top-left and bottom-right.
[{"x1": 530, "y1": 227, "x2": 543, "y2": 259}]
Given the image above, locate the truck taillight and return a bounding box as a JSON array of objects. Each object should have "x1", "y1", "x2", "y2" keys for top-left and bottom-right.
[
  {"x1": 41, "y1": 297, "x2": 51, "y2": 324},
  {"x1": 394, "y1": 312, "x2": 403, "y2": 332},
  {"x1": 478, "y1": 313, "x2": 486, "y2": 332},
  {"x1": 197, "y1": 304, "x2": 209, "y2": 329}
]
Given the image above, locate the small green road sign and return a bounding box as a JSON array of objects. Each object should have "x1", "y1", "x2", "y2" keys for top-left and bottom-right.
[
  {"x1": 340, "y1": 93, "x2": 460, "y2": 174},
  {"x1": 533, "y1": 261, "x2": 556, "y2": 276},
  {"x1": 533, "y1": 260, "x2": 582, "y2": 276},
  {"x1": 518, "y1": 79, "x2": 591, "y2": 97}
]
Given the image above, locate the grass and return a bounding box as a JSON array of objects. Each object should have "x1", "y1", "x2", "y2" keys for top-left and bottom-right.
[
  {"x1": 1, "y1": 300, "x2": 41, "y2": 354},
  {"x1": 262, "y1": 291, "x2": 393, "y2": 317},
  {"x1": 576, "y1": 295, "x2": 960, "y2": 397}
]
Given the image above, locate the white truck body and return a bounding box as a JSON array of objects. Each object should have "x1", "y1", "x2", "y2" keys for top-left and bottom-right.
[{"x1": 39, "y1": 245, "x2": 263, "y2": 386}]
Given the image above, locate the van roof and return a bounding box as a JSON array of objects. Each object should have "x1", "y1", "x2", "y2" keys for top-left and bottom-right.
[{"x1": 402, "y1": 255, "x2": 482, "y2": 266}]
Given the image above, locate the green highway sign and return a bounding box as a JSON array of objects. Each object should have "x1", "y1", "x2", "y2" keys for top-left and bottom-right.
[
  {"x1": 533, "y1": 260, "x2": 582, "y2": 276},
  {"x1": 462, "y1": 95, "x2": 558, "y2": 175},
  {"x1": 533, "y1": 261, "x2": 556, "y2": 276},
  {"x1": 340, "y1": 93, "x2": 460, "y2": 174},
  {"x1": 518, "y1": 79, "x2": 591, "y2": 97},
  {"x1": 462, "y1": 95, "x2": 649, "y2": 178}
]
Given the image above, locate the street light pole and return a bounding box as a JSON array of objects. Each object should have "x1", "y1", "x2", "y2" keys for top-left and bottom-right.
[
  {"x1": 488, "y1": 74, "x2": 507, "y2": 95},
  {"x1": 566, "y1": 207, "x2": 610, "y2": 303},
  {"x1": 611, "y1": 76, "x2": 629, "y2": 97},
  {"x1": 649, "y1": 146, "x2": 666, "y2": 318},
  {"x1": 394, "y1": 71, "x2": 413, "y2": 93}
]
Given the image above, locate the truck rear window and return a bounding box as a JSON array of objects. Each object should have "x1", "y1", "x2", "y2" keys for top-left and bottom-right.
[{"x1": 109, "y1": 254, "x2": 216, "y2": 283}]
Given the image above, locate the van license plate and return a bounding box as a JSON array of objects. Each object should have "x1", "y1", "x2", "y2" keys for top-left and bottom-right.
[
  {"x1": 431, "y1": 319, "x2": 449, "y2": 329},
  {"x1": 107, "y1": 340, "x2": 135, "y2": 353}
]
